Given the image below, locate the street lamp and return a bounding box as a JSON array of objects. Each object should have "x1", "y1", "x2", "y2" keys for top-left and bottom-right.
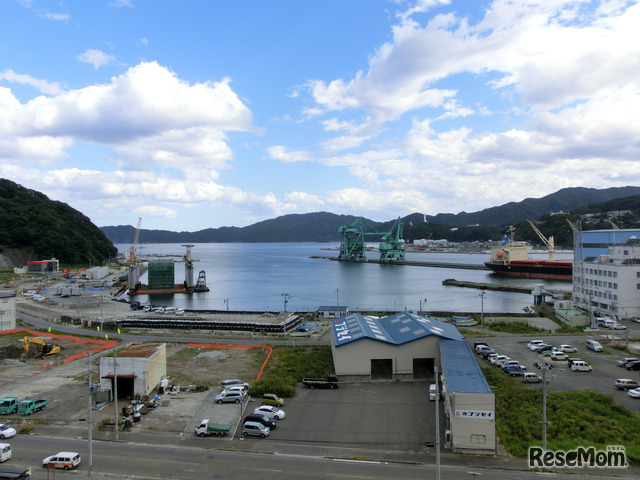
[{"x1": 282, "y1": 293, "x2": 290, "y2": 312}]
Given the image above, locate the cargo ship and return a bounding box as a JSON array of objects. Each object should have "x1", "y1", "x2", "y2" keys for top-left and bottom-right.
[{"x1": 484, "y1": 225, "x2": 573, "y2": 281}]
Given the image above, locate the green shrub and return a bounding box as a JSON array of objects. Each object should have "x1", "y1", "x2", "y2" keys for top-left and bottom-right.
[
  {"x1": 486, "y1": 320, "x2": 546, "y2": 334},
  {"x1": 484, "y1": 368, "x2": 640, "y2": 465}
]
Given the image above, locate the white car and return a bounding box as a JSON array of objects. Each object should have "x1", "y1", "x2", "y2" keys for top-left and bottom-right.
[
  {"x1": 221, "y1": 379, "x2": 249, "y2": 389},
  {"x1": 0, "y1": 425, "x2": 15, "y2": 439},
  {"x1": 549, "y1": 351, "x2": 567, "y2": 361},
  {"x1": 612, "y1": 322, "x2": 627, "y2": 330},
  {"x1": 490, "y1": 355, "x2": 508, "y2": 365},
  {"x1": 617, "y1": 357, "x2": 638, "y2": 367},
  {"x1": 527, "y1": 340, "x2": 544, "y2": 350},
  {"x1": 628, "y1": 388, "x2": 640, "y2": 399},
  {"x1": 254, "y1": 405, "x2": 285, "y2": 420},
  {"x1": 559, "y1": 344, "x2": 577, "y2": 353}
]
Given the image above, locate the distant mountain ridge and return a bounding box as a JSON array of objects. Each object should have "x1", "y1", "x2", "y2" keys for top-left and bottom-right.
[{"x1": 101, "y1": 186, "x2": 640, "y2": 244}]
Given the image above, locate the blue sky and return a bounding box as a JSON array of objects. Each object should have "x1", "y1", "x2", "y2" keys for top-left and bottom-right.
[{"x1": 1, "y1": 0, "x2": 639, "y2": 231}]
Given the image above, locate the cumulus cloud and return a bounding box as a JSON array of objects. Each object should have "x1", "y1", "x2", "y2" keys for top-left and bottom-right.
[{"x1": 76, "y1": 49, "x2": 116, "y2": 69}]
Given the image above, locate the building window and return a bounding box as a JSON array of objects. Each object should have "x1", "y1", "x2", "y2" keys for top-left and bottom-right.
[
  {"x1": 614, "y1": 283, "x2": 617, "y2": 289},
  {"x1": 470, "y1": 434, "x2": 486, "y2": 444},
  {"x1": 614, "y1": 272, "x2": 617, "y2": 278}
]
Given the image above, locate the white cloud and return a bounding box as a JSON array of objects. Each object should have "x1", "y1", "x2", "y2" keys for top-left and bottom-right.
[
  {"x1": 267, "y1": 145, "x2": 312, "y2": 163},
  {"x1": 0, "y1": 70, "x2": 62, "y2": 95},
  {"x1": 136, "y1": 205, "x2": 178, "y2": 218},
  {"x1": 76, "y1": 49, "x2": 116, "y2": 69}
]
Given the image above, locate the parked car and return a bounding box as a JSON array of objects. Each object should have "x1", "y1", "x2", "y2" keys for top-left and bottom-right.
[
  {"x1": 222, "y1": 385, "x2": 248, "y2": 396},
  {"x1": 628, "y1": 388, "x2": 640, "y2": 399},
  {"x1": 614, "y1": 379, "x2": 639, "y2": 390},
  {"x1": 490, "y1": 355, "x2": 508, "y2": 365},
  {"x1": 261, "y1": 393, "x2": 285, "y2": 407},
  {"x1": 626, "y1": 361, "x2": 640, "y2": 371},
  {"x1": 243, "y1": 413, "x2": 277, "y2": 429},
  {"x1": 522, "y1": 372, "x2": 542, "y2": 384},
  {"x1": 254, "y1": 405, "x2": 285, "y2": 420},
  {"x1": 242, "y1": 421, "x2": 270, "y2": 438},
  {"x1": 571, "y1": 361, "x2": 593, "y2": 372},
  {"x1": 559, "y1": 344, "x2": 577, "y2": 353},
  {"x1": 585, "y1": 340, "x2": 603, "y2": 352},
  {"x1": 501, "y1": 360, "x2": 520, "y2": 369},
  {"x1": 221, "y1": 379, "x2": 249, "y2": 389},
  {"x1": 549, "y1": 351, "x2": 567, "y2": 361},
  {"x1": 42, "y1": 452, "x2": 81, "y2": 470},
  {"x1": 612, "y1": 322, "x2": 627, "y2": 330},
  {"x1": 527, "y1": 340, "x2": 544, "y2": 350},
  {"x1": 484, "y1": 352, "x2": 499, "y2": 361},
  {"x1": 0, "y1": 425, "x2": 16, "y2": 439},
  {"x1": 505, "y1": 365, "x2": 527, "y2": 376},
  {"x1": 566, "y1": 357, "x2": 582, "y2": 367},
  {"x1": 215, "y1": 390, "x2": 244, "y2": 404},
  {"x1": 616, "y1": 357, "x2": 638, "y2": 367},
  {"x1": 631, "y1": 317, "x2": 640, "y2": 324},
  {"x1": 475, "y1": 344, "x2": 493, "y2": 354},
  {"x1": 481, "y1": 349, "x2": 496, "y2": 359},
  {"x1": 538, "y1": 345, "x2": 555, "y2": 355},
  {"x1": 493, "y1": 357, "x2": 511, "y2": 368}
]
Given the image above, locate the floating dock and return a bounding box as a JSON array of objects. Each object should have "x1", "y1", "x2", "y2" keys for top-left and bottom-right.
[
  {"x1": 442, "y1": 278, "x2": 532, "y2": 293},
  {"x1": 314, "y1": 256, "x2": 489, "y2": 270}
]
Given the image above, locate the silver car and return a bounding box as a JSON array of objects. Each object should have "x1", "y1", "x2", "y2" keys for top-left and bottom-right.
[
  {"x1": 242, "y1": 421, "x2": 270, "y2": 437},
  {"x1": 215, "y1": 390, "x2": 244, "y2": 404}
]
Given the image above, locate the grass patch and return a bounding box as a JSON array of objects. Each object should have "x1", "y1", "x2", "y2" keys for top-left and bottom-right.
[
  {"x1": 485, "y1": 368, "x2": 640, "y2": 465},
  {"x1": 486, "y1": 321, "x2": 546, "y2": 334},
  {"x1": 250, "y1": 345, "x2": 334, "y2": 398}
]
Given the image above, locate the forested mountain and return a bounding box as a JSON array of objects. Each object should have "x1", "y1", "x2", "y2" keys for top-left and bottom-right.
[
  {"x1": 0, "y1": 179, "x2": 117, "y2": 266},
  {"x1": 102, "y1": 186, "x2": 640, "y2": 247}
]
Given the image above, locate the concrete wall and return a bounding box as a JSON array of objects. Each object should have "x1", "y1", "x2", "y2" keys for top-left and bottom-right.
[
  {"x1": 448, "y1": 392, "x2": 496, "y2": 454},
  {"x1": 99, "y1": 344, "x2": 167, "y2": 397},
  {"x1": 331, "y1": 336, "x2": 440, "y2": 378}
]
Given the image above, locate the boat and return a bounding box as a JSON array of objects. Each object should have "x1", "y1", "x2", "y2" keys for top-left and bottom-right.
[{"x1": 484, "y1": 225, "x2": 572, "y2": 281}]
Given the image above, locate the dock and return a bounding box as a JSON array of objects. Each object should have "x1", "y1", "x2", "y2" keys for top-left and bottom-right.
[
  {"x1": 442, "y1": 278, "x2": 532, "y2": 293},
  {"x1": 314, "y1": 256, "x2": 489, "y2": 270}
]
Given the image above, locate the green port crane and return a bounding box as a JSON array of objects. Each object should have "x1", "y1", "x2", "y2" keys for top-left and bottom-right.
[
  {"x1": 379, "y1": 217, "x2": 406, "y2": 262},
  {"x1": 338, "y1": 217, "x2": 406, "y2": 262}
]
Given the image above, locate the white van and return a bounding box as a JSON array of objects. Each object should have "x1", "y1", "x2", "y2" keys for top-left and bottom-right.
[
  {"x1": 0, "y1": 443, "x2": 12, "y2": 462},
  {"x1": 571, "y1": 361, "x2": 593, "y2": 372},
  {"x1": 164, "y1": 307, "x2": 177, "y2": 314},
  {"x1": 586, "y1": 340, "x2": 603, "y2": 352},
  {"x1": 429, "y1": 384, "x2": 438, "y2": 401},
  {"x1": 42, "y1": 451, "x2": 81, "y2": 469}
]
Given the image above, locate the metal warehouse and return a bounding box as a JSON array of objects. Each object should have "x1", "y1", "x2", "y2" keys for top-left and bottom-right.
[{"x1": 330, "y1": 312, "x2": 495, "y2": 454}]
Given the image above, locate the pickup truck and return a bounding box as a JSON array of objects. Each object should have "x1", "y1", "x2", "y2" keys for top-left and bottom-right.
[
  {"x1": 18, "y1": 399, "x2": 48, "y2": 416},
  {"x1": 0, "y1": 398, "x2": 18, "y2": 416},
  {"x1": 302, "y1": 374, "x2": 339, "y2": 389},
  {"x1": 194, "y1": 419, "x2": 232, "y2": 437}
]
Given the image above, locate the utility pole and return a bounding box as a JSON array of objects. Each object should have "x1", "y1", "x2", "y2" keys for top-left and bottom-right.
[
  {"x1": 434, "y1": 366, "x2": 441, "y2": 480},
  {"x1": 114, "y1": 347, "x2": 118, "y2": 441},
  {"x1": 87, "y1": 351, "x2": 93, "y2": 477},
  {"x1": 540, "y1": 364, "x2": 551, "y2": 451},
  {"x1": 480, "y1": 289, "x2": 486, "y2": 330},
  {"x1": 282, "y1": 293, "x2": 290, "y2": 312}
]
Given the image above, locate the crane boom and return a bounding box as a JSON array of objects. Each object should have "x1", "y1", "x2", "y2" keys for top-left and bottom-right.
[{"x1": 527, "y1": 220, "x2": 555, "y2": 261}]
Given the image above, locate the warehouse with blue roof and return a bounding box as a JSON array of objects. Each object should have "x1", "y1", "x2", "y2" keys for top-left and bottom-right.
[{"x1": 331, "y1": 311, "x2": 496, "y2": 454}]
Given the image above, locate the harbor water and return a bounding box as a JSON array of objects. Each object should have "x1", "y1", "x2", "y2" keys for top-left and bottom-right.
[{"x1": 117, "y1": 243, "x2": 573, "y2": 314}]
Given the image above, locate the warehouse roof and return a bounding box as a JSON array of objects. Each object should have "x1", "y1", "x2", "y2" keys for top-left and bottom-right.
[
  {"x1": 439, "y1": 339, "x2": 492, "y2": 393},
  {"x1": 332, "y1": 312, "x2": 464, "y2": 347}
]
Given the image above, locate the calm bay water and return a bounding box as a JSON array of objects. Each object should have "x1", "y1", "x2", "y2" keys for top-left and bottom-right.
[{"x1": 116, "y1": 243, "x2": 572, "y2": 314}]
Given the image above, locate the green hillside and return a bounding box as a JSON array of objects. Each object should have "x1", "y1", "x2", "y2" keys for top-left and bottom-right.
[{"x1": 0, "y1": 179, "x2": 117, "y2": 266}]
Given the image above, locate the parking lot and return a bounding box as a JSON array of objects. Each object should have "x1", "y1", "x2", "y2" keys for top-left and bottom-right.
[
  {"x1": 184, "y1": 381, "x2": 436, "y2": 451},
  {"x1": 474, "y1": 324, "x2": 640, "y2": 411}
]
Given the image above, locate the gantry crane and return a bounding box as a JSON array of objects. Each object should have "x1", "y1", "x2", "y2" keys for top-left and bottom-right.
[
  {"x1": 527, "y1": 220, "x2": 555, "y2": 261},
  {"x1": 338, "y1": 217, "x2": 406, "y2": 262},
  {"x1": 379, "y1": 217, "x2": 406, "y2": 262}
]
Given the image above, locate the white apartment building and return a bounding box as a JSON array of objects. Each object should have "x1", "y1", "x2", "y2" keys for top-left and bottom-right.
[{"x1": 573, "y1": 237, "x2": 640, "y2": 319}]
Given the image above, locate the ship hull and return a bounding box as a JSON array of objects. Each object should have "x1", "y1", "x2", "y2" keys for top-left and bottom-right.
[{"x1": 484, "y1": 260, "x2": 572, "y2": 281}]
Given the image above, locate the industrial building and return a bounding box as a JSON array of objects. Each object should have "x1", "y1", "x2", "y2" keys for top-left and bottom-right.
[
  {"x1": 0, "y1": 292, "x2": 16, "y2": 331},
  {"x1": 27, "y1": 258, "x2": 59, "y2": 273},
  {"x1": 99, "y1": 343, "x2": 166, "y2": 400},
  {"x1": 330, "y1": 312, "x2": 495, "y2": 454},
  {"x1": 572, "y1": 229, "x2": 640, "y2": 319}
]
